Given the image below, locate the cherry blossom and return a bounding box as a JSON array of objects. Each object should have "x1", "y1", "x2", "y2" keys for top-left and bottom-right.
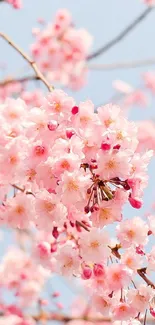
[{"x1": 31, "y1": 9, "x2": 92, "y2": 89}]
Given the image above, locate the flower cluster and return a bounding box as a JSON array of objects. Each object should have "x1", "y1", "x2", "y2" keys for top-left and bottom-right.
[
  {"x1": 0, "y1": 89, "x2": 153, "y2": 322},
  {"x1": 0, "y1": 248, "x2": 49, "y2": 307},
  {"x1": 31, "y1": 9, "x2": 92, "y2": 89}
]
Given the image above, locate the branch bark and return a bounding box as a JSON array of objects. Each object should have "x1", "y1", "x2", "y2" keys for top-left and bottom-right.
[
  {"x1": 0, "y1": 32, "x2": 54, "y2": 92},
  {"x1": 0, "y1": 75, "x2": 38, "y2": 87},
  {"x1": 87, "y1": 7, "x2": 153, "y2": 61}
]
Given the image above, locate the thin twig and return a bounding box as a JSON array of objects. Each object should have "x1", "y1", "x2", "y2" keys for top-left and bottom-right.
[
  {"x1": 137, "y1": 268, "x2": 155, "y2": 289},
  {"x1": 76, "y1": 220, "x2": 90, "y2": 232},
  {"x1": 87, "y1": 7, "x2": 153, "y2": 61},
  {"x1": 1, "y1": 55, "x2": 155, "y2": 88},
  {"x1": 0, "y1": 75, "x2": 38, "y2": 87},
  {"x1": 28, "y1": 312, "x2": 155, "y2": 323},
  {"x1": 0, "y1": 32, "x2": 54, "y2": 92},
  {"x1": 89, "y1": 57, "x2": 155, "y2": 70}
]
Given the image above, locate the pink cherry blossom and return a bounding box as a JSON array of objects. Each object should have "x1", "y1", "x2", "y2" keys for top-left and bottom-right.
[
  {"x1": 117, "y1": 217, "x2": 149, "y2": 248},
  {"x1": 112, "y1": 302, "x2": 137, "y2": 321},
  {"x1": 121, "y1": 247, "x2": 144, "y2": 271},
  {"x1": 107, "y1": 264, "x2": 132, "y2": 291},
  {"x1": 79, "y1": 227, "x2": 110, "y2": 263},
  {"x1": 31, "y1": 10, "x2": 92, "y2": 89},
  {"x1": 55, "y1": 244, "x2": 80, "y2": 276}
]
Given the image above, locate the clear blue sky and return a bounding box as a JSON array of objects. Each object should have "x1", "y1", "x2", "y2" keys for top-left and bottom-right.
[{"x1": 0, "y1": 0, "x2": 155, "y2": 310}]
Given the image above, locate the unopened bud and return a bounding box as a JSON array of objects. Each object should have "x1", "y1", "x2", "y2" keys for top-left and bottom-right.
[
  {"x1": 129, "y1": 196, "x2": 143, "y2": 209},
  {"x1": 82, "y1": 266, "x2": 92, "y2": 280},
  {"x1": 93, "y1": 264, "x2": 105, "y2": 277}
]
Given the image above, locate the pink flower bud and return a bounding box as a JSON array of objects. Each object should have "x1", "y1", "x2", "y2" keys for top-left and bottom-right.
[
  {"x1": 129, "y1": 196, "x2": 143, "y2": 209},
  {"x1": 101, "y1": 142, "x2": 111, "y2": 150},
  {"x1": 56, "y1": 302, "x2": 63, "y2": 309},
  {"x1": 37, "y1": 242, "x2": 50, "y2": 257},
  {"x1": 113, "y1": 144, "x2": 121, "y2": 150},
  {"x1": 20, "y1": 273, "x2": 27, "y2": 280},
  {"x1": 150, "y1": 307, "x2": 155, "y2": 317},
  {"x1": 136, "y1": 245, "x2": 145, "y2": 255},
  {"x1": 66, "y1": 128, "x2": 75, "y2": 139},
  {"x1": 34, "y1": 145, "x2": 45, "y2": 156},
  {"x1": 93, "y1": 264, "x2": 105, "y2": 277},
  {"x1": 51, "y1": 243, "x2": 57, "y2": 253},
  {"x1": 52, "y1": 291, "x2": 60, "y2": 298},
  {"x1": 40, "y1": 299, "x2": 48, "y2": 306},
  {"x1": 48, "y1": 120, "x2": 58, "y2": 131},
  {"x1": 82, "y1": 266, "x2": 92, "y2": 279},
  {"x1": 71, "y1": 106, "x2": 79, "y2": 115},
  {"x1": 52, "y1": 227, "x2": 59, "y2": 239}
]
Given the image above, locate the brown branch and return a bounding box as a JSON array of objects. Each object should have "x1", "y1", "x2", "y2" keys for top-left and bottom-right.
[
  {"x1": 1, "y1": 55, "x2": 155, "y2": 88},
  {"x1": 0, "y1": 32, "x2": 54, "y2": 92},
  {"x1": 33, "y1": 313, "x2": 111, "y2": 323},
  {"x1": 89, "y1": 57, "x2": 155, "y2": 71},
  {"x1": 87, "y1": 7, "x2": 153, "y2": 61},
  {"x1": 26, "y1": 312, "x2": 155, "y2": 324},
  {"x1": 0, "y1": 75, "x2": 38, "y2": 87},
  {"x1": 137, "y1": 268, "x2": 155, "y2": 289}
]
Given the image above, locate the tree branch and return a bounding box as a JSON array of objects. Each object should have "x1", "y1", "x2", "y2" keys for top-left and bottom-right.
[
  {"x1": 33, "y1": 313, "x2": 111, "y2": 323},
  {"x1": 89, "y1": 57, "x2": 155, "y2": 70},
  {"x1": 25, "y1": 312, "x2": 155, "y2": 323},
  {"x1": 87, "y1": 7, "x2": 153, "y2": 61},
  {"x1": 137, "y1": 268, "x2": 155, "y2": 289},
  {"x1": 0, "y1": 32, "x2": 54, "y2": 92},
  {"x1": 0, "y1": 75, "x2": 38, "y2": 87}
]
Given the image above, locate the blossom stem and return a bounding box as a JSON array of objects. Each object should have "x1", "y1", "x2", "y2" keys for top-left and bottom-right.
[
  {"x1": 0, "y1": 32, "x2": 54, "y2": 92},
  {"x1": 76, "y1": 221, "x2": 90, "y2": 232}
]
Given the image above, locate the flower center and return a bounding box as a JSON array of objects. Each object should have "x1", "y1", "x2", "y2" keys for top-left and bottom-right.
[
  {"x1": 99, "y1": 208, "x2": 110, "y2": 220},
  {"x1": 10, "y1": 155, "x2": 18, "y2": 165},
  {"x1": 61, "y1": 160, "x2": 70, "y2": 170},
  {"x1": 106, "y1": 159, "x2": 116, "y2": 169},
  {"x1": 90, "y1": 240, "x2": 100, "y2": 249},
  {"x1": 44, "y1": 201, "x2": 55, "y2": 212},
  {"x1": 15, "y1": 205, "x2": 25, "y2": 215},
  {"x1": 67, "y1": 180, "x2": 79, "y2": 191},
  {"x1": 104, "y1": 118, "x2": 113, "y2": 127}
]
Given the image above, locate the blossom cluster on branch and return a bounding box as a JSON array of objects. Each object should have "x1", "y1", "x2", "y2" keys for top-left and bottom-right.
[
  {"x1": 0, "y1": 0, "x2": 155, "y2": 324},
  {"x1": 31, "y1": 9, "x2": 92, "y2": 90},
  {"x1": 0, "y1": 90, "x2": 154, "y2": 323}
]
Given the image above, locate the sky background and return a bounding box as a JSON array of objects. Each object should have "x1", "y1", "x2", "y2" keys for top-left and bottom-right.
[{"x1": 0, "y1": 0, "x2": 155, "y2": 313}]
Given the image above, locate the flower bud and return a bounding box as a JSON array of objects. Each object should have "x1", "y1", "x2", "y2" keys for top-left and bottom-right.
[
  {"x1": 66, "y1": 128, "x2": 75, "y2": 139},
  {"x1": 71, "y1": 106, "x2": 79, "y2": 115},
  {"x1": 48, "y1": 120, "x2": 58, "y2": 131},
  {"x1": 101, "y1": 142, "x2": 111, "y2": 151},
  {"x1": 52, "y1": 227, "x2": 59, "y2": 239},
  {"x1": 150, "y1": 307, "x2": 155, "y2": 318},
  {"x1": 129, "y1": 196, "x2": 143, "y2": 209},
  {"x1": 82, "y1": 266, "x2": 92, "y2": 279},
  {"x1": 93, "y1": 264, "x2": 105, "y2": 277},
  {"x1": 37, "y1": 242, "x2": 50, "y2": 257}
]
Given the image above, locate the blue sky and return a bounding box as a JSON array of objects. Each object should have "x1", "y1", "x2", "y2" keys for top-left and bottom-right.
[{"x1": 0, "y1": 0, "x2": 155, "y2": 311}]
